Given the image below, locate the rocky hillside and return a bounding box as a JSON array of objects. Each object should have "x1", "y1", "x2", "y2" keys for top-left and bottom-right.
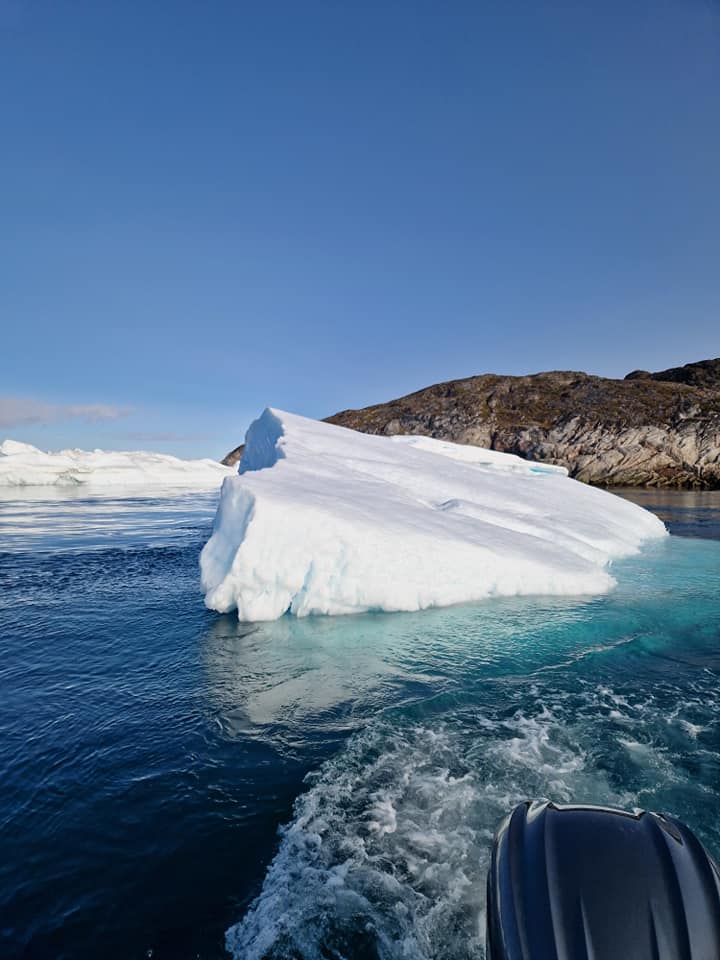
[
  {"x1": 223, "y1": 358, "x2": 720, "y2": 487},
  {"x1": 325, "y1": 360, "x2": 720, "y2": 488},
  {"x1": 625, "y1": 357, "x2": 720, "y2": 389}
]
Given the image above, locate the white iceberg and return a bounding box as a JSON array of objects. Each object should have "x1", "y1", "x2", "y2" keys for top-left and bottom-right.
[
  {"x1": 200, "y1": 409, "x2": 666, "y2": 621},
  {"x1": 0, "y1": 439, "x2": 234, "y2": 488}
]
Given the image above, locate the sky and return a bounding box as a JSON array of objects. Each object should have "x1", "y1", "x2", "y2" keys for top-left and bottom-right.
[{"x1": 2, "y1": 0, "x2": 719, "y2": 458}]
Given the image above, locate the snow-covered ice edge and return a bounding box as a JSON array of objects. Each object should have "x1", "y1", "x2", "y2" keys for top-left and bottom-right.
[{"x1": 200, "y1": 409, "x2": 666, "y2": 621}]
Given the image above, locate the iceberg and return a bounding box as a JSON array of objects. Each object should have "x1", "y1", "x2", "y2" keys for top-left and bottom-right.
[
  {"x1": 0, "y1": 439, "x2": 234, "y2": 488},
  {"x1": 200, "y1": 409, "x2": 667, "y2": 621}
]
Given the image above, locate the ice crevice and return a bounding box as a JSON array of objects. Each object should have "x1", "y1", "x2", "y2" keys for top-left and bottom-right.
[{"x1": 200, "y1": 408, "x2": 667, "y2": 621}]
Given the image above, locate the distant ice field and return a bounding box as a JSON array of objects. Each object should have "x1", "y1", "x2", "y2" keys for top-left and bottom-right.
[{"x1": 0, "y1": 438, "x2": 233, "y2": 487}]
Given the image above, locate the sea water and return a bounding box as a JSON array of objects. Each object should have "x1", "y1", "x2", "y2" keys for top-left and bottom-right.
[{"x1": 1, "y1": 489, "x2": 719, "y2": 959}]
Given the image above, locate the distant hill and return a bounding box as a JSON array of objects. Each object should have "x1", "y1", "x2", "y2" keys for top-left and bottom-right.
[
  {"x1": 224, "y1": 359, "x2": 720, "y2": 487},
  {"x1": 625, "y1": 357, "x2": 720, "y2": 390}
]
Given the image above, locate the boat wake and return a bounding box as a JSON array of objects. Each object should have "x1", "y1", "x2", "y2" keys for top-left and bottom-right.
[{"x1": 228, "y1": 670, "x2": 719, "y2": 959}]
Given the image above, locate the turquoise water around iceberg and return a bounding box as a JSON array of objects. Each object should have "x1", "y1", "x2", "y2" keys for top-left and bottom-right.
[{"x1": 0, "y1": 491, "x2": 719, "y2": 959}]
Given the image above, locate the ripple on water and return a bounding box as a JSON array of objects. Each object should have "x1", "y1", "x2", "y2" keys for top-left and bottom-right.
[{"x1": 0, "y1": 491, "x2": 719, "y2": 960}]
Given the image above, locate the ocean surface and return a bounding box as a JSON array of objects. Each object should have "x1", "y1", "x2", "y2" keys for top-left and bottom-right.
[{"x1": 1, "y1": 487, "x2": 719, "y2": 959}]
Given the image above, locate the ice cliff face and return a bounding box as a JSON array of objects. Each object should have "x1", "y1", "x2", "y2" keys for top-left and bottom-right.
[
  {"x1": 323, "y1": 360, "x2": 720, "y2": 488},
  {"x1": 202, "y1": 409, "x2": 665, "y2": 622}
]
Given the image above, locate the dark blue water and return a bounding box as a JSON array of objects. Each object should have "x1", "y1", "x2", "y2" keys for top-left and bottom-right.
[{"x1": 1, "y1": 489, "x2": 719, "y2": 959}]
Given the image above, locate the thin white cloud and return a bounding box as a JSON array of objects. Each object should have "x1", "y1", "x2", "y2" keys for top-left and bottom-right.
[
  {"x1": 0, "y1": 396, "x2": 132, "y2": 429},
  {"x1": 124, "y1": 431, "x2": 209, "y2": 443}
]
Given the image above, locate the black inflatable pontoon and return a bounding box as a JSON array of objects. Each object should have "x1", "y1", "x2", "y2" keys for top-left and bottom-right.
[{"x1": 487, "y1": 801, "x2": 720, "y2": 960}]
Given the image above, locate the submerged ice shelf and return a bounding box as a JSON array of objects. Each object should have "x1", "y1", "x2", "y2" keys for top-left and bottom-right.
[
  {"x1": 200, "y1": 409, "x2": 667, "y2": 621},
  {"x1": 0, "y1": 439, "x2": 234, "y2": 489}
]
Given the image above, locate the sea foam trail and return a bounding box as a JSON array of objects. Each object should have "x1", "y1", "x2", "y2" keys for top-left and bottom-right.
[
  {"x1": 201, "y1": 409, "x2": 666, "y2": 620},
  {"x1": 227, "y1": 673, "x2": 720, "y2": 960}
]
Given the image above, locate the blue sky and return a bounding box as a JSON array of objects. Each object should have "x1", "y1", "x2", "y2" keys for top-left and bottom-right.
[{"x1": 2, "y1": 0, "x2": 719, "y2": 458}]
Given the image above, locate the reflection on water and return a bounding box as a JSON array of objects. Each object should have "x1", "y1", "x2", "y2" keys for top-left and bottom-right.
[
  {"x1": 0, "y1": 487, "x2": 220, "y2": 552},
  {"x1": 613, "y1": 487, "x2": 720, "y2": 539},
  {"x1": 200, "y1": 596, "x2": 600, "y2": 746}
]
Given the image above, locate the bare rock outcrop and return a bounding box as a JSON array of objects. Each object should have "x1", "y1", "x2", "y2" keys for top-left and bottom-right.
[{"x1": 221, "y1": 443, "x2": 244, "y2": 468}]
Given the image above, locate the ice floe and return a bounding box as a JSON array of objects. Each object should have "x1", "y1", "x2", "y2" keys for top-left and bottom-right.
[{"x1": 200, "y1": 409, "x2": 666, "y2": 620}]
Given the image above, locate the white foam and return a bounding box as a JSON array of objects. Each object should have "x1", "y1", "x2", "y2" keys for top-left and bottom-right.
[
  {"x1": 226, "y1": 706, "x2": 625, "y2": 960},
  {"x1": 227, "y1": 676, "x2": 719, "y2": 959},
  {"x1": 201, "y1": 408, "x2": 666, "y2": 620},
  {"x1": 0, "y1": 439, "x2": 233, "y2": 489}
]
